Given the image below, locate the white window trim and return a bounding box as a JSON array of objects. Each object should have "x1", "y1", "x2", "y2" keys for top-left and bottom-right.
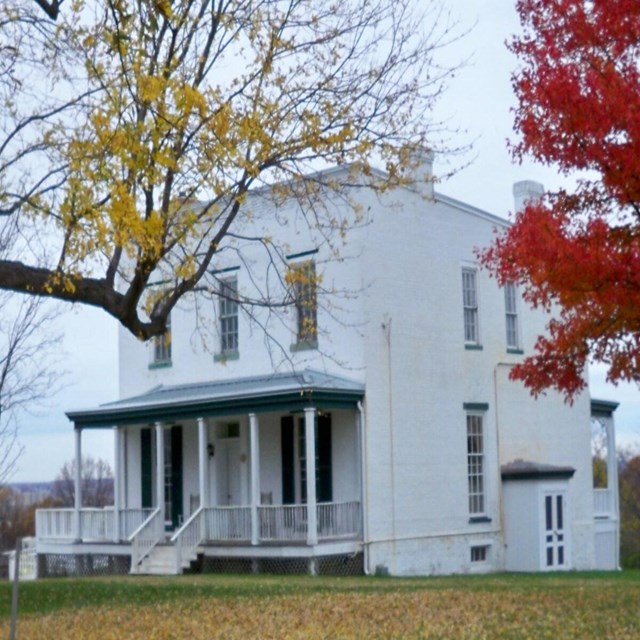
[
  {"x1": 151, "y1": 314, "x2": 172, "y2": 365},
  {"x1": 466, "y1": 412, "x2": 486, "y2": 517},
  {"x1": 462, "y1": 267, "x2": 480, "y2": 346},
  {"x1": 290, "y1": 259, "x2": 318, "y2": 347},
  {"x1": 504, "y1": 282, "x2": 521, "y2": 350},
  {"x1": 218, "y1": 276, "x2": 239, "y2": 355}
]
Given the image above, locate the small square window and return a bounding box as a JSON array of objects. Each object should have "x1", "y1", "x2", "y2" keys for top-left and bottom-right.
[{"x1": 470, "y1": 545, "x2": 489, "y2": 563}]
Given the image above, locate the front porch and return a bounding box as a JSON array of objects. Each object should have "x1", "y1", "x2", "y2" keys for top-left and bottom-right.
[
  {"x1": 36, "y1": 502, "x2": 362, "y2": 572},
  {"x1": 35, "y1": 370, "x2": 366, "y2": 575}
]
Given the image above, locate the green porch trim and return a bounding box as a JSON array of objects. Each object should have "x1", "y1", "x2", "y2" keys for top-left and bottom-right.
[
  {"x1": 463, "y1": 402, "x2": 489, "y2": 412},
  {"x1": 591, "y1": 398, "x2": 619, "y2": 416},
  {"x1": 68, "y1": 389, "x2": 364, "y2": 429}
]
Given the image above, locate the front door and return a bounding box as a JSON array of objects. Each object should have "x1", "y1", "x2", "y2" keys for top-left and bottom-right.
[
  {"x1": 217, "y1": 441, "x2": 241, "y2": 505},
  {"x1": 164, "y1": 425, "x2": 183, "y2": 529},
  {"x1": 541, "y1": 490, "x2": 569, "y2": 570}
]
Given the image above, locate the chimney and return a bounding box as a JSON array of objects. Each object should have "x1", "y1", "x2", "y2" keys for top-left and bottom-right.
[
  {"x1": 409, "y1": 148, "x2": 435, "y2": 199},
  {"x1": 513, "y1": 180, "x2": 544, "y2": 213}
]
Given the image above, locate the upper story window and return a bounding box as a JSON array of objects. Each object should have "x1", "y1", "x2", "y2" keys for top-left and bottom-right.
[
  {"x1": 218, "y1": 277, "x2": 239, "y2": 355},
  {"x1": 152, "y1": 314, "x2": 172, "y2": 366},
  {"x1": 291, "y1": 259, "x2": 317, "y2": 346},
  {"x1": 466, "y1": 413, "x2": 485, "y2": 516},
  {"x1": 504, "y1": 282, "x2": 520, "y2": 350},
  {"x1": 462, "y1": 268, "x2": 479, "y2": 345}
]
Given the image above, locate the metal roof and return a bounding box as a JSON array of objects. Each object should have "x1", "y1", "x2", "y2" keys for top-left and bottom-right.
[
  {"x1": 501, "y1": 459, "x2": 576, "y2": 481},
  {"x1": 66, "y1": 369, "x2": 365, "y2": 429}
]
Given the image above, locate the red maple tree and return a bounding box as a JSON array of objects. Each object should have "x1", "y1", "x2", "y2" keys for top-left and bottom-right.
[{"x1": 481, "y1": 0, "x2": 640, "y2": 400}]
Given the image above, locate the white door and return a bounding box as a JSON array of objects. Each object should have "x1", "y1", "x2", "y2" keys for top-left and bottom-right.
[
  {"x1": 217, "y1": 441, "x2": 241, "y2": 506},
  {"x1": 541, "y1": 490, "x2": 569, "y2": 570}
]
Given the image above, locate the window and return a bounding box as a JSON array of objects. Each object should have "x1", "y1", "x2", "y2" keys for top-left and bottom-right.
[
  {"x1": 470, "y1": 545, "x2": 489, "y2": 563},
  {"x1": 152, "y1": 314, "x2": 172, "y2": 364},
  {"x1": 462, "y1": 268, "x2": 479, "y2": 344},
  {"x1": 504, "y1": 282, "x2": 519, "y2": 349},
  {"x1": 291, "y1": 260, "x2": 317, "y2": 345},
  {"x1": 467, "y1": 414, "x2": 485, "y2": 515},
  {"x1": 218, "y1": 277, "x2": 239, "y2": 354}
]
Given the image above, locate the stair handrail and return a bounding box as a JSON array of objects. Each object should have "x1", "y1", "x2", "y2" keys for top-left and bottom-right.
[
  {"x1": 170, "y1": 507, "x2": 205, "y2": 574},
  {"x1": 128, "y1": 507, "x2": 163, "y2": 573}
]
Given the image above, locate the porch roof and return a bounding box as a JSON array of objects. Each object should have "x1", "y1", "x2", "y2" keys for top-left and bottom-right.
[{"x1": 67, "y1": 369, "x2": 365, "y2": 428}]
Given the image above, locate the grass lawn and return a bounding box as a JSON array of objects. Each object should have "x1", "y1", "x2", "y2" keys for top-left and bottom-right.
[{"x1": 1, "y1": 571, "x2": 639, "y2": 638}]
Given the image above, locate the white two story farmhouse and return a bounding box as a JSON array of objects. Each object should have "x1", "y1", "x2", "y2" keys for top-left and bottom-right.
[{"x1": 35, "y1": 156, "x2": 620, "y2": 576}]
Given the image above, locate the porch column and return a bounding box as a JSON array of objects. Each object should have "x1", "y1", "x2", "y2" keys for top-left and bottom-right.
[
  {"x1": 74, "y1": 426, "x2": 82, "y2": 542},
  {"x1": 304, "y1": 407, "x2": 318, "y2": 546},
  {"x1": 198, "y1": 417, "x2": 209, "y2": 509},
  {"x1": 249, "y1": 413, "x2": 260, "y2": 546},
  {"x1": 155, "y1": 422, "x2": 165, "y2": 519},
  {"x1": 113, "y1": 427, "x2": 122, "y2": 542}
]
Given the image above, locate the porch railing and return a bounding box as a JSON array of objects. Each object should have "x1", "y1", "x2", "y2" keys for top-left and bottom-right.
[
  {"x1": 36, "y1": 508, "x2": 158, "y2": 542},
  {"x1": 120, "y1": 508, "x2": 157, "y2": 539},
  {"x1": 258, "y1": 504, "x2": 308, "y2": 541},
  {"x1": 36, "y1": 508, "x2": 75, "y2": 540},
  {"x1": 172, "y1": 507, "x2": 205, "y2": 573},
  {"x1": 36, "y1": 501, "x2": 362, "y2": 548},
  {"x1": 205, "y1": 506, "x2": 251, "y2": 541},
  {"x1": 594, "y1": 488, "x2": 614, "y2": 517},
  {"x1": 317, "y1": 501, "x2": 361, "y2": 539},
  {"x1": 129, "y1": 508, "x2": 163, "y2": 573},
  {"x1": 80, "y1": 508, "x2": 115, "y2": 540}
]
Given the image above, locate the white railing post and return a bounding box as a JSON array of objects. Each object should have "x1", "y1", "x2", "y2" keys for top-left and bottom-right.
[
  {"x1": 74, "y1": 427, "x2": 83, "y2": 542},
  {"x1": 249, "y1": 413, "x2": 260, "y2": 545},
  {"x1": 155, "y1": 422, "x2": 165, "y2": 525},
  {"x1": 198, "y1": 417, "x2": 209, "y2": 540},
  {"x1": 304, "y1": 407, "x2": 318, "y2": 546},
  {"x1": 113, "y1": 427, "x2": 122, "y2": 542}
]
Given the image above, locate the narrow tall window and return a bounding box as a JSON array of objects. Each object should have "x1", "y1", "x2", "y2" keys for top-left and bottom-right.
[
  {"x1": 153, "y1": 314, "x2": 172, "y2": 364},
  {"x1": 219, "y1": 277, "x2": 239, "y2": 354},
  {"x1": 462, "y1": 268, "x2": 479, "y2": 344},
  {"x1": 467, "y1": 414, "x2": 485, "y2": 515},
  {"x1": 292, "y1": 260, "x2": 317, "y2": 344},
  {"x1": 504, "y1": 283, "x2": 519, "y2": 349}
]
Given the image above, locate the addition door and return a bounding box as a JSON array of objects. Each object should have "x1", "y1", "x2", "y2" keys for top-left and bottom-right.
[{"x1": 541, "y1": 490, "x2": 570, "y2": 570}]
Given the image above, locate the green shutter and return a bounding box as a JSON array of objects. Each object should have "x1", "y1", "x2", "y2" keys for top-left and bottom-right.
[
  {"x1": 170, "y1": 425, "x2": 183, "y2": 528},
  {"x1": 281, "y1": 416, "x2": 295, "y2": 504},
  {"x1": 317, "y1": 413, "x2": 332, "y2": 503},
  {"x1": 141, "y1": 428, "x2": 152, "y2": 509}
]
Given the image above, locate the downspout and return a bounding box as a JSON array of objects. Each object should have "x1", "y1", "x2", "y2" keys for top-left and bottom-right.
[
  {"x1": 357, "y1": 400, "x2": 370, "y2": 574},
  {"x1": 383, "y1": 315, "x2": 396, "y2": 574},
  {"x1": 494, "y1": 365, "x2": 507, "y2": 564}
]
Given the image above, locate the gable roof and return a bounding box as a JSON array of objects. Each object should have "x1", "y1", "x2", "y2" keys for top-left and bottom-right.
[{"x1": 67, "y1": 369, "x2": 365, "y2": 428}]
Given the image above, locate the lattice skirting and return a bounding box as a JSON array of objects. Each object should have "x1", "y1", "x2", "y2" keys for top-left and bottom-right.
[
  {"x1": 37, "y1": 554, "x2": 131, "y2": 578},
  {"x1": 197, "y1": 552, "x2": 364, "y2": 576}
]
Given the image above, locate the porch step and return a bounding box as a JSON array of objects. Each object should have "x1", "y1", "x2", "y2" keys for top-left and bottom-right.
[
  {"x1": 136, "y1": 544, "x2": 181, "y2": 576},
  {"x1": 134, "y1": 544, "x2": 201, "y2": 576}
]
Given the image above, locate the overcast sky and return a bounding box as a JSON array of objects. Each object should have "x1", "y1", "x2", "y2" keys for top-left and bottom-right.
[{"x1": 10, "y1": 1, "x2": 640, "y2": 482}]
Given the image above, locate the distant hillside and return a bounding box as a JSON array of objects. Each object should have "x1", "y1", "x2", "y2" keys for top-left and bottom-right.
[{"x1": 9, "y1": 482, "x2": 55, "y2": 505}]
